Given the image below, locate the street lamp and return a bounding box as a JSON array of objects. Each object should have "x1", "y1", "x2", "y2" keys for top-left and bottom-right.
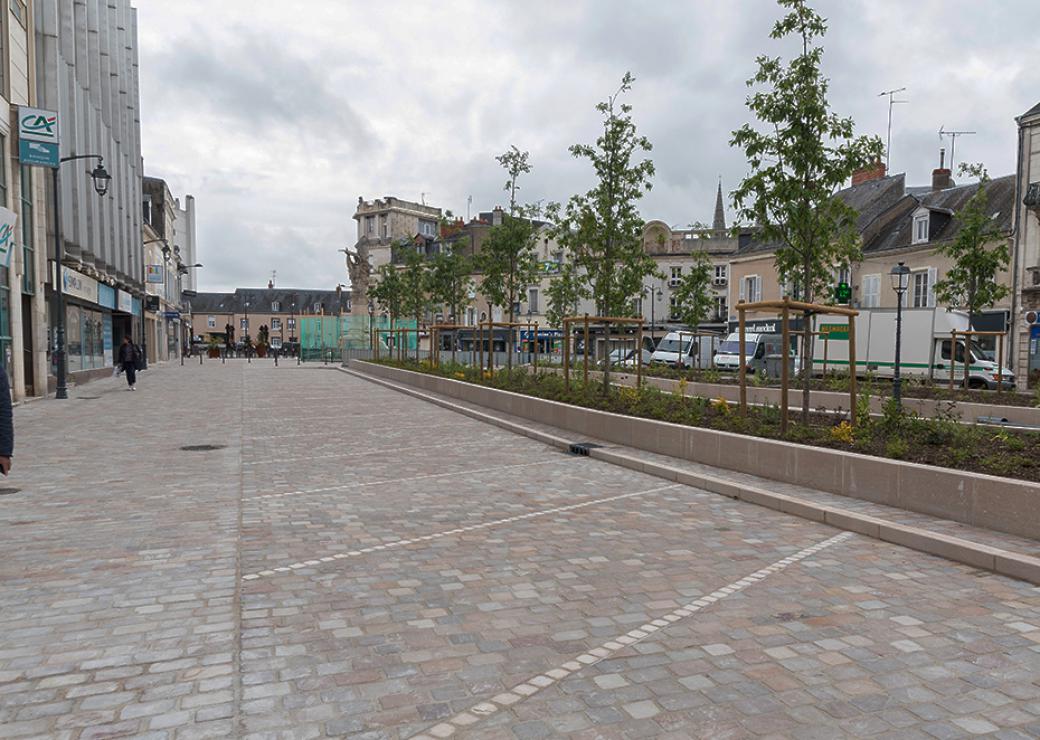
[
  {"x1": 890, "y1": 261, "x2": 911, "y2": 408},
  {"x1": 52, "y1": 154, "x2": 112, "y2": 399},
  {"x1": 367, "y1": 300, "x2": 375, "y2": 353},
  {"x1": 642, "y1": 282, "x2": 663, "y2": 345}
]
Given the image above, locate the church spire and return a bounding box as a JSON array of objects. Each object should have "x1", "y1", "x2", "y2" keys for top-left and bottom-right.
[{"x1": 712, "y1": 178, "x2": 726, "y2": 235}]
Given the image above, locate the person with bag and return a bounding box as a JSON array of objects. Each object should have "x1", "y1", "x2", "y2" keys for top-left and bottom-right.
[
  {"x1": 0, "y1": 370, "x2": 12, "y2": 475},
  {"x1": 118, "y1": 336, "x2": 138, "y2": 391}
]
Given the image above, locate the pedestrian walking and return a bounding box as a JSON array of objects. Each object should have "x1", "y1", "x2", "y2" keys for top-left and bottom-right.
[
  {"x1": 0, "y1": 370, "x2": 12, "y2": 476},
  {"x1": 118, "y1": 336, "x2": 138, "y2": 390}
]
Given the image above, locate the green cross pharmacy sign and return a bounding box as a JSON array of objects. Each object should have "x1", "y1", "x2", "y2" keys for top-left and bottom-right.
[{"x1": 17, "y1": 106, "x2": 60, "y2": 168}]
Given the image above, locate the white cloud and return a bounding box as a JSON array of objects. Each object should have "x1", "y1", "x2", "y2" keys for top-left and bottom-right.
[{"x1": 134, "y1": 0, "x2": 1040, "y2": 292}]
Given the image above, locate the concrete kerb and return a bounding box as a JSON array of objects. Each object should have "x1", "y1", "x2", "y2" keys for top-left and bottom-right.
[{"x1": 341, "y1": 362, "x2": 1040, "y2": 586}]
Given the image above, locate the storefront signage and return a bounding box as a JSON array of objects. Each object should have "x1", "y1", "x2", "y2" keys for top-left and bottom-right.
[
  {"x1": 727, "y1": 317, "x2": 805, "y2": 334},
  {"x1": 146, "y1": 264, "x2": 164, "y2": 283},
  {"x1": 819, "y1": 322, "x2": 849, "y2": 340},
  {"x1": 97, "y1": 283, "x2": 116, "y2": 309},
  {"x1": 18, "y1": 106, "x2": 60, "y2": 169},
  {"x1": 61, "y1": 266, "x2": 98, "y2": 304},
  {"x1": 116, "y1": 290, "x2": 133, "y2": 314},
  {"x1": 0, "y1": 206, "x2": 17, "y2": 268},
  {"x1": 162, "y1": 311, "x2": 181, "y2": 320}
]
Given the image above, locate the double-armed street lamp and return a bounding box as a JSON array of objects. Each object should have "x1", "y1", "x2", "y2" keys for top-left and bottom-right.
[
  {"x1": 53, "y1": 155, "x2": 111, "y2": 399},
  {"x1": 890, "y1": 261, "x2": 911, "y2": 408}
]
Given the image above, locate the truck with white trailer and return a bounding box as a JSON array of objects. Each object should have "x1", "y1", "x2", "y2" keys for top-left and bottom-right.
[{"x1": 810, "y1": 308, "x2": 1013, "y2": 389}]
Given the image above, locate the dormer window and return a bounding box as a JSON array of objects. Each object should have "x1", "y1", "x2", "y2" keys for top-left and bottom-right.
[{"x1": 912, "y1": 212, "x2": 929, "y2": 245}]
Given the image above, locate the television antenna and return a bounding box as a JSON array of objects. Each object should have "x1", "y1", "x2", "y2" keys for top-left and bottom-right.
[
  {"x1": 878, "y1": 88, "x2": 907, "y2": 172},
  {"x1": 938, "y1": 126, "x2": 976, "y2": 172}
]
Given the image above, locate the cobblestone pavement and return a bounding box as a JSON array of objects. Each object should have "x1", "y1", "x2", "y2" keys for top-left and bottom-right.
[{"x1": 2, "y1": 362, "x2": 1040, "y2": 739}]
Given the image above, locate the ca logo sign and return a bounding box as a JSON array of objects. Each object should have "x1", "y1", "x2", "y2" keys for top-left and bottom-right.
[{"x1": 21, "y1": 114, "x2": 57, "y2": 137}]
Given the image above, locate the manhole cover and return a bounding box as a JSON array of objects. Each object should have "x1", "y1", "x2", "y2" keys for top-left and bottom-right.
[
  {"x1": 180, "y1": 444, "x2": 227, "y2": 452},
  {"x1": 0, "y1": 487, "x2": 20, "y2": 495}
]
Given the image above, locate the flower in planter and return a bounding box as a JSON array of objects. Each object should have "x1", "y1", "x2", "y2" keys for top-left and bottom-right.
[
  {"x1": 830, "y1": 420, "x2": 855, "y2": 445},
  {"x1": 711, "y1": 397, "x2": 731, "y2": 415}
]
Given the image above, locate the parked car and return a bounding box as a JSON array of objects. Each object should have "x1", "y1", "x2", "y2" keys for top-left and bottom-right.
[
  {"x1": 608, "y1": 347, "x2": 653, "y2": 368},
  {"x1": 650, "y1": 331, "x2": 718, "y2": 368}
]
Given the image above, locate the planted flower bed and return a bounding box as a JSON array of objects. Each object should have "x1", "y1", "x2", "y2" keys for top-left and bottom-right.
[{"x1": 374, "y1": 358, "x2": 1040, "y2": 483}]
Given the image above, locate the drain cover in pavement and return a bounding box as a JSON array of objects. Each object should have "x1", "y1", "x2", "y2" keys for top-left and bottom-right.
[
  {"x1": 180, "y1": 444, "x2": 227, "y2": 452},
  {"x1": 0, "y1": 487, "x2": 20, "y2": 495}
]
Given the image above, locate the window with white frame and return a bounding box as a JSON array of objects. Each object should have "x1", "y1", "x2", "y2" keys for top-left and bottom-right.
[
  {"x1": 861, "y1": 274, "x2": 881, "y2": 308},
  {"x1": 669, "y1": 266, "x2": 682, "y2": 286},
  {"x1": 365, "y1": 215, "x2": 375, "y2": 235},
  {"x1": 740, "y1": 275, "x2": 762, "y2": 303},
  {"x1": 207, "y1": 315, "x2": 216, "y2": 329},
  {"x1": 271, "y1": 301, "x2": 280, "y2": 312},
  {"x1": 528, "y1": 288, "x2": 539, "y2": 313},
  {"x1": 271, "y1": 318, "x2": 282, "y2": 331},
  {"x1": 714, "y1": 295, "x2": 727, "y2": 320},
  {"x1": 669, "y1": 293, "x2": 680, "y2": 319},
  {"x1": 313, "y1": 302, "x2": 322, "y2": 313},
  {"x1": 912, "y1": 213, "x2": 929, "y2": 244},
  {"x1": 420, "y1": 219, "x2": 437, "y2": 237},
  {"x1": 714, "y1": 264, "x2": 728, "y2": 284},
  {"x1": 380, "y1": 215, "x2": 388, "y2": 238},
  {"x1": 240, "y1": 318, "x2": 249, "y2": 331},
  {"x1": 836, "y1": 266, "x2": 851, "y2": 285},
  {"x1": 288, "y1": 318, "x2": 296, "y2": 329},
  {"x1": 912, "y1": 269, "x2": 934, "y2": 308}
]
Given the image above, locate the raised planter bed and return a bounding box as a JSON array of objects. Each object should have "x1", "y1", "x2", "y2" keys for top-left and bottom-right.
[
  {"x1": 563, "y1": 368, "x2": 1040, "y2": 427},
  {"x1": 350, "y1": 360, "x2": 1040, "y2": 542}
]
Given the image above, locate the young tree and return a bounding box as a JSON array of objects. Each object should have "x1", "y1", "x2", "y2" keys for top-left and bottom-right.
[
  {"x1": 479, "y1": 146, "x2": 540, "y2": 367},
  {"x1": 400, "y1": 247, "x2": 430, "y2": 328},
  {"x1": 547, "y1": 73, "x2": 657, "y2": 390},
  {"x1": 428, "y1": 245, "x2": 474, "y2": 325},
  {"x1": 545, "y1": 259, "x2": 588, "y2": 331},
  {"x1": 370, "y1": 262, "x2": 404, "y2": 353},
  {"x1": 933, "y1": 164, "x2": 1010, "y2": 331},
  {"x1": 671, "y1": 251, "x2": 714, "y2": 341},
  {"x1": 730, "y1": 0, "x2": 883, "y2": 421}
]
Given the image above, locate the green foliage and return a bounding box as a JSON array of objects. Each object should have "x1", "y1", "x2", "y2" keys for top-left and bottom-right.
[
  {"x1": 371, "y1": 260, "x2": 405, "y2": 324},
  {"x1": 547, "y1": 73, "x2": 658, "y2": 318},
  {"x1": 670, "y1": 251, "x2": 714, "y2": 331},
  {"x1": 400, "y1": 248, "x2": 431, "y2": 324},
  {"x1": 478, "y1": 147, "x2": 540, "y2": 324},
  {"x1": 428, "y1": 246, "x2": 473, "y2": 323},
  {"x1": 932, "y1": 164, "x2": 1010, "y2": 326},
  {"x1": 730, "y1": 0, "x2": 883, "y2": 419},
  {"x1": 545, "y1": 259, "x2": 588, "y2": 329}
]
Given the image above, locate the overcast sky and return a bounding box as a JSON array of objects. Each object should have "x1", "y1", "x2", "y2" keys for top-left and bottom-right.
[{"x1": 135, "y1": 0, "x2": 1040, "y2": 293}]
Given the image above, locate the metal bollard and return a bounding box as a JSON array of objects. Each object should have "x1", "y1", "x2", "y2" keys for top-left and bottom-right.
[
  {"x1": 199, "y1": 353, "x2": 203, "y2": 365},
  {"x1": 274, "y1": 353, "x2": 278, "y2": 366}
]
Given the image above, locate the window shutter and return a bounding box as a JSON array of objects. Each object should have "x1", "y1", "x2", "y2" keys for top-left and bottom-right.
[
  {"x1": 739, "y1": 279, "x2": 746, "y2": 301},
  {"x1": 927, "y1": 267, "x2": 937, "y2": 307}
]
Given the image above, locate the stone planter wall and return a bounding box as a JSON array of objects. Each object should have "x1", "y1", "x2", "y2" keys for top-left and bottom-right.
[{"x1": 350, "y1": 360, "x2": 1040, "y2": 542}]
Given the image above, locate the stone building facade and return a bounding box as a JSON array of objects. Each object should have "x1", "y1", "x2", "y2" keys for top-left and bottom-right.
[{"x1": 1012, "y1": 101, "x2": 1040, "y2": 387}]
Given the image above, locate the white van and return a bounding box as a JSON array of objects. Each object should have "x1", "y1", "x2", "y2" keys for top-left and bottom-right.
[{"x1": 649, "y1": 332, "x2": 716, "y2": 368}]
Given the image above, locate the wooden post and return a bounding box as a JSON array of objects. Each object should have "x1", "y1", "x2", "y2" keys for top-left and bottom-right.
[
  {"x1": 478, "y1": 321, "x2": 484, "y2": 375},
  {"x1": 739, "y1": 306, "x2": 747, "y2": 416},
  {"x1": 636, "y1": 321, "x2": 643, "y2": 389},
  {"x1": 564, "y1": 319, "x2": 571, "y2": 389},
  {"x1": 963, "y1": 331, "x2": 971, "y2": 391},
  {"x1": 533, "y1": 323, "x2": 539, "y2": 373},
  {"x1": 949, "y1": 331, "x2": 956, "y2": 390},
  {"x1": 849, "y1": 314, "x2": 858, "y2": 427},
  {"x1": 998, "y1": 332, "x2": 1005, "y2": 395},
  {"x1": 823, "y1": 333, "x2": 829, "y2": 376},
  {"x1": 583, "y1": 313, "x2": 590, "y2": 386},
  {"x1": 781, "y1": 299, "x2": 790, "y2": 434}
]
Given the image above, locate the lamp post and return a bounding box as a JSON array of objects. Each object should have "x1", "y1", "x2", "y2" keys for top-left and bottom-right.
[
  {"x1": 642, "y1": 282, "x2": 663, "y2": 346},
  {"x1": 52, "y1": 155, "x2": 111, "y2": 399},
  {"x1": 368, "y1": 300, "x2": 375, "y2": 353},
  {"x1": 890, "y1": 261, "x2": 911, "y2": 408}
]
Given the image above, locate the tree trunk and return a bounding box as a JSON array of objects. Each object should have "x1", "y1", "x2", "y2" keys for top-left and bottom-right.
[{"x1": 801, "y1": 255, "x2": 813, "y2": 424}]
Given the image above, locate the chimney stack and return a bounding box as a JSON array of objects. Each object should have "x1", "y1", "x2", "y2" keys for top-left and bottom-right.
[
  {"x1": 492, "y1": 206, "x2": 504, "y2": 226},
  {"x1": 931, "y1": 148, "x2": 952, "y2": 191},
  {"x1": 852, "y1": 160, "x2": 887, "y2": 186}
]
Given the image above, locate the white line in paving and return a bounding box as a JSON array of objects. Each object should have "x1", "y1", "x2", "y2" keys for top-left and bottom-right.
[
  {"x1": 246, "y1": 459, "x2": 565, "y2": 503},
  {"x1": 240, "y1": 483, "x2": 682, "y2": 580},
  {"x1": 411, "y1": 531, "x2": 855, "y2": 739},
  {"x1": 244, "y1": 420, "x2": 470, "y2": 441},
  {"x1": 242, "y1": 438, "x2": 503, "y2": 466}
]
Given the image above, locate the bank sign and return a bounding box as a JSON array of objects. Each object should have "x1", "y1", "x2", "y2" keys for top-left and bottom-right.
[
  {"x1": 0, "y1": 206, "x2": 18, "y2": 268},
  {"x1": 18, "y1": 106, "x2": 60, "y2": 168}
]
